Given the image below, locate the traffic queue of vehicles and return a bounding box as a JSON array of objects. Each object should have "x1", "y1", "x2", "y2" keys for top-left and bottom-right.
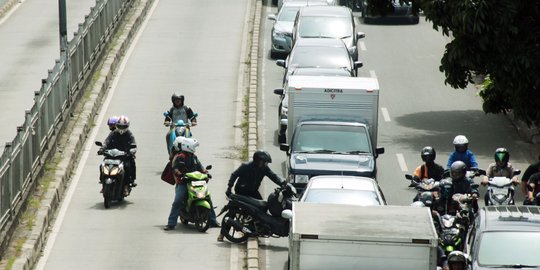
[{"x1": 268, "y1": 2, "x2": 540, "y2": 270}]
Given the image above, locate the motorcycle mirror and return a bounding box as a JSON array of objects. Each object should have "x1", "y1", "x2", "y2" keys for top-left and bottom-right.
[
  {"x1": 95, "y1": 141, "x2": 103, "y2": 146},
  {"x1": 206, "y1": 165, "x2": 212, "y2": 170},
  {"x1": 513, "y1": 169, "x2": 521, "y2": 176},
  {"x1": 281, "y1": 209, "x2": 293, "y2": 220},
  {"x1": 405, "y1": 174, "x2": 414, "y2": 180},
  {"x1": 163, "y1": 111, "x2": 170, "y2": 117},
  {"x1": 477, "y1": 169, "x2": 487, "y2": 176},
  {"x1": 129, "y1": 144, "x2": 137, "y2": 149},
  {"x1": 192, "y1": 112, "x2": 198, "y2": 118}
]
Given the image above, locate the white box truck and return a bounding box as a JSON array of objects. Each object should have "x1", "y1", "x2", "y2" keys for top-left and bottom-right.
[
  {"x1": 288, "y1": 203, "x2": 439, "y2": 270},
  {"x1": 279, "y1": 75, "x2": 384, "y2": 189}
]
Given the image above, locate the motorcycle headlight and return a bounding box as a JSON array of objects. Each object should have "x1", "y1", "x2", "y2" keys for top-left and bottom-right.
[
  {"x1": 294, "y1": 175, "x2": 309, "y2": 184},
  {"x1": 103, "y1": 166, "x2": 110, "y2": 175},
  {"x1": 109, "y1": 167, "x2": 119, "y2": 176},
  {"x1": 196, "y1": 191, "x2": 206, "y2": 199}
]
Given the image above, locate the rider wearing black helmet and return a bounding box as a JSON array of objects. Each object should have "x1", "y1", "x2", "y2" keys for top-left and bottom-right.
[
  {"x1": 449, "y1": 160, "x2": 479, "y2": 213},
  {"x1": 164, "y1": 93, "x2": 197, "y2": 147},
  {"x1": 481, "y1": 148, "x2": 519, "y2": 186},
  {"x1": 413, "y1": 146, "x2": 445, "y2": 182},
  {"x1": 225, "y1": 150, "x2": 286, "y2": 200}
]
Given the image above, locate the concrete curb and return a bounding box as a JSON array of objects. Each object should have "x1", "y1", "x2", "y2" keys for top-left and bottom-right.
[
  {"x1": 0, "y1": 0, "x2": 19, "y2": 18},
  {"x1": 9, "y1": 0, "x2": 154, "y2": 269},
  {"x1": 246, "y1": 0, "x2": 262, "y2": 269}
]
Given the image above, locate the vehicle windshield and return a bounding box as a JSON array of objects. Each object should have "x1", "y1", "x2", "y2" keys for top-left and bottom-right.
[
  {"x1": 478, "y1": 231, "x2": 540, "y2": 266},
  {"x1": 292, "y1": 124, "x2": 371, "y2": 153},
  {"x1": 303, "y1": 189, "x2": 381, "y2": 206},
  {"x1": 278, "y1": 7, "x2": 300, "y2": 21},
  {"x1": 290, "y1": 46, "x2": 351, "y2": 70},
  {"x1": 298, "y1": 17, "x2": 352, "y2": 38}
]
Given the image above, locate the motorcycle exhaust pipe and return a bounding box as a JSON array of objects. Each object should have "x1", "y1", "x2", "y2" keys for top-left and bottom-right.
[{"x1": 224, "y1": 217, "x2": 252, "y2": 234}]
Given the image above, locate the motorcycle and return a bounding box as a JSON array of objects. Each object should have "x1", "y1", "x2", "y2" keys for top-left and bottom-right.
[
  {"x1": 405, "y1": 174, "x2": 440, "y2": 203},
  {"x1": 95, "y1": 141, "x2": 136, "y2": 208},
  {"x1": 217, "y1": 184, "x2": 297, "y2": 243},
  {"x1": 433, "y1": 209, "x2": 468, "y2": 256},
  {"x1": 163, "y1": 111, "x2": 197, "y2": 155},
  {"x1": 484, "y1": 169, "x2": 521, "y2": 206},
  {"x1": 179, "y1": 165, "x2": 214, "y2": 232}
]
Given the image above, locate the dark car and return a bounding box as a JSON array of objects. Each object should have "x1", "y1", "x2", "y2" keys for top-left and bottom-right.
[
  {"x1": 361, "y1": 0, "x2": 419, "y2": 24},
  {"x1": 276, "y1": 38, "x2": 362, "y2": 85},
  {"x1": 465, "y1": 206, "x2": 540, "y2": 269}
]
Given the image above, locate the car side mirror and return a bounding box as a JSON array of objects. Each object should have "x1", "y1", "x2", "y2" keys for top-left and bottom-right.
[
  {"x1": 357, "y1": 32, "x2": 365, "y2": 39},
  {"x1": 280, "y1": 144, "x2": 290, "y2": 152},
  {"x1": 274, "y1": 88, "x2": 284, "y2": 95},
  {"x1": 267, "y1": 14, "x2": 276, "y2": 21},
  {"x1": 375, "y1": 147, "x2": 384, "y2": 157},
  {"x1": 354, "y1": 61, "x2": 363, "y2": 69},
  {"x1": 276, "y1": 59, "x2": 286, "y2": 68}
]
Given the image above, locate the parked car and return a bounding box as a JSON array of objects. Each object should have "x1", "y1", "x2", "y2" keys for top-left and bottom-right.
[
  {"x1": 361, "y1": 0, "x2": 419, "y2": 24},
  {"x1": 465, "y1": 205, "x2": 540, "y2": 269},
  {"x1": 268, "y1": 0, "x2": 329, "y2": 59},
  {"x1": 292, "y1": 5, "x2": 364, "y2": 60},
  {"x1": 273, "y1": 67, "x2": 352, "y2": 143},
  {"x1": 299, "y1": 175, "x2": 387, "y2": 206},
  {"x1": 276, "y1": 38, "x2": 362, "y2": 84},
  {"x1": 278, "y1": 0, "x2": 337, "y2": 11}
]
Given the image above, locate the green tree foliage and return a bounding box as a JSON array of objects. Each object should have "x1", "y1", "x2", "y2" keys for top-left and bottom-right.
[{"x1": 367, "y1": 0, "x2": 540, "y2": 125}]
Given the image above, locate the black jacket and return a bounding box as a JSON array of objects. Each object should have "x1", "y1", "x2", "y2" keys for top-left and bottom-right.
[
  {"x1": 452, "y1": 177, "x2": 478, "y2": 196},
  {"x1": 227, "y1": 162, "x2": 283, "y2": 193},
  {"x1": 103, "y1": 129, "x2": 137, "y2": 152}
]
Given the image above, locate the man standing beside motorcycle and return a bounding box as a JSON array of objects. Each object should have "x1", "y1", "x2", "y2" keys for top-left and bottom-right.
[
  {"x1": 163, "y1": 137, "x2": 219, "y2": 230},
  {"x1": 164, "y1": 93, "x2": 197, "y2": 149},
  {"x1": 216, "y1": 150, "x2": 287, "y2": 241},
  {"x1": 447, "y1": 135, "x2": 479, "y2": 171},
  {"x1": 99, "y1": 115, "x2": 137, "y2": 196}
]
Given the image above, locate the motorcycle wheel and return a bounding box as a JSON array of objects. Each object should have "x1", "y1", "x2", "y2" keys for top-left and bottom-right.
[
  {"x1": 222, "y1": 210, "x2": 251, "y2": 243},
  {"x1": 103, "y1": 185, "x2": 112, "y2": 209},
  {"x1": 194, "y1": 206, "x2": 210, "y2": 232}
]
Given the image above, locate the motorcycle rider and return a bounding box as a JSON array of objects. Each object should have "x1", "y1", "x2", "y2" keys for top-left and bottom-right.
[
  {"x1": 99, "y1": 115, "x2": 137, "y2": 196},
  {"x1": 217, "y1": 150, "x2": 287, "y2": 241},
  {"x1": 448, "y1": 161, "x2": 479, "y2": 213},
  {"x1": 525, "y1": 171, "x2": 540, "y2": 205},
  {"x1": 163, "y1": 137, "x2": 219, "y2": 230},
  {"x1": 480, "y1": 148, "x2": 519, "y2": 185},
  {"x1": 521, "y1": 154, "x2": 540, "y2": 197},
  {"x1": 444, "y1": 250, "x2": 468, "y2": 270},
  {"x1": 107, "y1": 115, "x2": 118, "y2": 131},
  {"x1": 164, "y1": 93, "x2": 197, "y2": 150},
  {"x1": 447, "y1": 135, "x2": 479, "y2": 171},
  {"x1": 413, "y1": 146, "x2": 445, "y2": 183}
]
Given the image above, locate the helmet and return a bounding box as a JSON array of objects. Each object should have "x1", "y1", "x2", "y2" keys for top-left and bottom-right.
[
  {"x1": 421, "y1": 146, "x2": 436, "y2": 163},
  {"x1": 253, "y1": 150, "x2": 272, "y2": 163},
  {"x1": 107, "y1": 115, "x2": 119, "y2": 126},
  {"x1": 440, "y1": 179, "x2": 454, "y2": 199},
  {"x1": 494, "y1": 147, "x2": 510, "y2": 165},
  {"x1": 411, "y1": 201, "x2": 425, "y2": 208},
  {"x1": 453, "y1": 135, "x2": 469, "y2": 153},
  {"x1": 180, "y1": 138, "x2": 199, "y2": 153},
  {"x1": 450, "y1": 161, "x2": 467, "y2": 181},
  {"x1": 447, "y1": 251, "x2": 467, "y2": 268},
  {"x1": 171, "y1": 93, "x2": 184, "y2": 103},
  {"x1": 173, "y1": 136, "x2": 185, "y2": 152},
  {"x1": 419, "y1": 192, "x2": 434, "y2": 207},
  {"x1": 116, "y1": 115, "x2": 130, "y2": 134}
]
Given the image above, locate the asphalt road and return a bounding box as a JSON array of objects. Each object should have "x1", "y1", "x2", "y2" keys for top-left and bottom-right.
[
  {"x1": 257, "y1": 7, "x2": 536, "y2": 270},
  {"x1": 0, "y1": 0, "x2": 97, "y2": 152},
  {"x1": 32, "y1": 0, "x2": 250, "y2": 269}
]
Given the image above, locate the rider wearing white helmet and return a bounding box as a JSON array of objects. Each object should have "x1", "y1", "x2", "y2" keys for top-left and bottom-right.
[
  {"x1": 164, "y1": 137, "x2": 219, "y2": 230},
  {"x1": 447, "y1": 135, "x2": 479, "y2": 171}
]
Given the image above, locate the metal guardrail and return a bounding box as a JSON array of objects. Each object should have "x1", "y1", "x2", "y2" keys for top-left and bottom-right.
[{"x1": 0, "y1": 0, "x2": 131, "y2": 244}]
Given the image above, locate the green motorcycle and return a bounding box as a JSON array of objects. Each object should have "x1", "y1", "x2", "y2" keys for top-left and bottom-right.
[{"x1": 179, "y1": 165, "x2": 213, "y2": 232}]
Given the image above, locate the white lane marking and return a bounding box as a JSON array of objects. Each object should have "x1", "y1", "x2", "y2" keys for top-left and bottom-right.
[
  {"x1": 396, "y1": 153, "x2": 408, "y2": 172},
  {"x1": 381, "y1": 107, "x2": 391, "y2": 122},
  {"x1": 34, "y1": 0, "x2": 161, "y2": 269},
  {"x1": 359, "y1": 41, "x2": 366, "y2": 51},
  {"x1": 369, "y1": 70, "x2": 377, "y2": 78},
  {"x1": 0, "y1": 0, "x2": 25, "y2": 25}
]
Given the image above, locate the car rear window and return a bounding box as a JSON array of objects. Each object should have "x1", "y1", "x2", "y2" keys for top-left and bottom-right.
[
  {"x1": 298, "y1": 17, "x2": 352, "y2": 38},
  {"x1": 478, "y1": 231, "x2": 540, "y2": 266},
  {"x1": 303, "y1": 189, "x2": 382, "y2": 206}
]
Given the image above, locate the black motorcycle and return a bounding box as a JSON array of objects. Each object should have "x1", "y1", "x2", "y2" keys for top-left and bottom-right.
[
  {"x1": 217, "y1": 184, "x2": 297, "y2": 243},
  {"x1": 95, "y1": 141, "x2": 135, "y2": 208}
]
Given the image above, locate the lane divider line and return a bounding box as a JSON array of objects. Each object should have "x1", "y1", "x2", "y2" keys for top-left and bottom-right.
[
  {"x1": 396, "y1": 153, "x2": 409, "y2": 172},
  {"x1": 381, "y1": 107, "x2": 391, "y2": 122}
]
